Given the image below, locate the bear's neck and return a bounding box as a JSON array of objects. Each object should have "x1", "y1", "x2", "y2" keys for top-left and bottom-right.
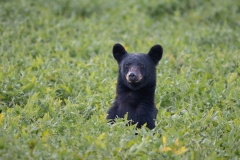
[{"x1": 116, "y1": 82, "x2": 156, "y2": 104}]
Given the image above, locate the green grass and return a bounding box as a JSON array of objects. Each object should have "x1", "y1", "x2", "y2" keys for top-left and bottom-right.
[{"x1": 0, "y1": 0, "x2": 240, "y2": 159}]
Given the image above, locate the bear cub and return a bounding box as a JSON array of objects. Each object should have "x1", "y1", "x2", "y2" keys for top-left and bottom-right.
[{"x1": 107, "y1": 43, "x2": 163, "y2": 129}]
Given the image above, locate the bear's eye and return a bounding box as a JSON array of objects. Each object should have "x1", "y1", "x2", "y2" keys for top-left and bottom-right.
[
  {"x1": 125, "y1": 64, "x2": 129, "y2": 68},
  {"x1": 139, "y1": 64, "x2": 144, "y2": 68}
]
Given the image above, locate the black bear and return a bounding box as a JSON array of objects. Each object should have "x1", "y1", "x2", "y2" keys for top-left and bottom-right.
[{"x1": 107, "y1": 43, "x2": 163, "y2": 129}]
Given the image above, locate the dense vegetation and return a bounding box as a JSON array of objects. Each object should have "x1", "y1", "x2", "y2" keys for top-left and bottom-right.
[{"x1": 0, "y1": 0, "x2": 239, "y2": 159}]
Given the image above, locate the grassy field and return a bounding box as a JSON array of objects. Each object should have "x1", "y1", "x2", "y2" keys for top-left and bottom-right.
[{"x1": 0, "y1": 0, "x2": 240, "y2": 159}]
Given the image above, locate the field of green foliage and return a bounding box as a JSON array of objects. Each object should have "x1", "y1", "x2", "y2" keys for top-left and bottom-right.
[{"x1": 0, "y1": 0, "x2": 240, "y2": 159}]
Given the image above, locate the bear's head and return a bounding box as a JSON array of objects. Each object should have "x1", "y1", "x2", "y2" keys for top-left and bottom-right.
[{"x1": 112, "y1": 43, "x2": 163, "y2": 90}]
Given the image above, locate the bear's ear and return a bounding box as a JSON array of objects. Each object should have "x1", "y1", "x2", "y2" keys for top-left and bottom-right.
[
  {"x1": 148, "y1": 44, "x2": 163, "y2": 65},
  {"x1": 112, "y1": 43, "x2": 127, "y2": 62}
]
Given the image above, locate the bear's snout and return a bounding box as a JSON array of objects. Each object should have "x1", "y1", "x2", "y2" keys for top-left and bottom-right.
[
  {"x1": 126, "y1": 70, "x2": 142, "y2": 83},
  {"x1": 129, "y1": 72, "x2": 137, "y2": 81}
]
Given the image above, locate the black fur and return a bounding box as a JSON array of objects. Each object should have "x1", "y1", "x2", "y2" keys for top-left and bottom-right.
[{"x1": 107, "y1": 43, "x2": 163, "y2": 129}]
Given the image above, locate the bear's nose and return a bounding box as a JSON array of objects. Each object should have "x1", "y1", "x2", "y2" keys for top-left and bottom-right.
[{"x1": 129, "y1": 72, "x2": 137, "y2": 81}]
